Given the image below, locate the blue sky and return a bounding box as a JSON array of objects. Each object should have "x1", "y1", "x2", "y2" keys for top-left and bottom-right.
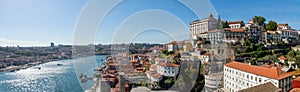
[
  {"x1": 0, "y1": 0, "x2": 299, "y2": 46},
  {"x1": 210, "y1": 0, "x2": 300, "y2": 28}
]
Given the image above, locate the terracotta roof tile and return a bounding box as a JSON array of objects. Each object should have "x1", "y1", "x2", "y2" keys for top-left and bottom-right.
[
  {"x1": 203, "y1": 52, "x2": 212, "y2": 56},
  {"x1": 278, "y1": 23, "x2": 288, "y2": 26},
  {"x1": 228, "y1": 20, "x2": 244, "y2": 24},
  {"x1": 146, "y1": 70, "x2": 162, "y2": 78},
  {"x1": 279, "y1": 55, "x2": 286, "y2": 60},
  {"x1": 268, "y1": 31, "x2": 277, "y2": 35},
  {"x1": 151, "y1": 73, "x2": 162, "y2": 78},
  {"x1": 294, "y1": 76, "x2": 300, "y2": 81},
  {"x1": 150, "y1": 65, "x2": 157, "y2": 69},
  {"x1": 229, "y1": 28, "x2": 244, "y2": 32},
  {"x1": 200, "y1": 32, "x2": 208, "y2": 34},
  {"x1": 224, "y1": 28, "x2": 244, "y2": 32},
  {"x1": 168, "y1": 41, "x2": 178, "y2": 44},
  {"x1": 225, "y1": 61, "x2": 292, "y2": 80},
  {"x1": 208, "y1": 29, "x2": 219, "y2": 33},
  {"x1": 157, "y1": 62, "x2": 179, "y2": 67},
  {"x1": 290, "y1": 88, "x2": 300, "y2": 92},
  {"x1": 197, "y1": 48, "x2": 206, "y2": 52},
  {"x1": 239, "y1": 82, "x2": 281, "y2": 92}
]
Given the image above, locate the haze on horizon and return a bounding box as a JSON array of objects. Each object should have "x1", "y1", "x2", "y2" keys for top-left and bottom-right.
[{"x1": 0, "y1": 0, "x2": 299, "y2": 47}]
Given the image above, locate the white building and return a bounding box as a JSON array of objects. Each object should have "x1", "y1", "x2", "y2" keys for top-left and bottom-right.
[
  {"x1": 146, "y1": 59, "x2": 180, "y2": 83},
  {"x1": 277, "y1": 24, "x2": 291, "y2": 30},
  {"x1": 243, "y1": 24, "x2": 263, "y2": 43},
  {"x1": 199, "y1": 52, "x2": 212, "y2": 63},
  {"x1": 223, "y1": 28, "x2": 245, "y2": 43},
  {"x1": 277, "y1": 29, "x2": 298, "y2": 44},
  {"x1": 146, "y1": 70, "x2": 163, "y2": 82},
  {"x1": 156, "y1": 61, "x2": 180, "y2": 77},
  {"x1": 190, "y1": 13, "x2": 218, "y2": 40},
  {"x1": 165, "y1": 41, "x2": 182, "y2": 52},
  {"x1": 266, "y1": 31, "x2": 282, "y2": 43},
  {"x1": 224, "y1": 62, "x2": 292, "y2": 92},
  {"x1": 208, "y1": 29, "x2": 223, "y2": 44},
  {"x1": 204, "y1": 72, "x2": 223, "y2": 92},
  {"x1": 229, "y1": 20, "x2": 244, "y2": 29}
]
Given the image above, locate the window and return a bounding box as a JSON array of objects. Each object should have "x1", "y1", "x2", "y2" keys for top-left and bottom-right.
[{"x1": 259, "y1": 78, "x2": 262, "y2": 82}]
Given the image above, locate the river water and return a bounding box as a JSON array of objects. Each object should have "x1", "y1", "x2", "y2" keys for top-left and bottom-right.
[{"x1": 0, "y1": 55, "x2": 106, "y2": 92}]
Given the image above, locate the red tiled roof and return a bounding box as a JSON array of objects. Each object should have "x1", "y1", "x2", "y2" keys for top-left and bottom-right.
[
  {"x1": 157, "y1": 62, "x2": 179, "y2": 67},
  {"x1": 290, "y1": 88, "x2": 300, "y2": 92},
  {"x1": 224, "y1": 28, "x2": 244, "y2": 32},
  {"x1": 200, "y1": 32, "x2": 208, "y2": 34},
  {"x1": 228, "y1": 20, "x2": 244, "y2": 24},
  {"x1": 239, "y1": 82, "x2": 281, "y2": 92},
  {"x1": 203, "y1": 52, "x2": 212, "y2": 56},
  {"x1": 152, "y1": 73, "x2": 162, "y2": 78},
  {"x1": 294, "y1": 76, "x2": 300, "y2": 81},
  {"x1": 260, "y1": 64, "x2": 277, "y2": 68},
  {"x1": 208, "y1": 29, "x2": 219, "y2": 33},
  {"x1": 230, "y1": 28, "x2": 244, "y2": 32},
  {"x1": 150, "y1": 65, "x2": 157, "y2": 69},
  {"x1": 268, "y1": 31, "x2": 277, "y2": 35},
  {"x1": 169, "y1": 41, "x2": 177, "y2": 44},
  {"x1": 197, "y1": 48, "x2": 206, "y2": 52},
  {"x1": 278, "y1": 24, "x2": 288, "y2": 26},
  {"x1": 146, "y1": 71, "x2": 162, "y2": 78},
  {"x1": 225, "y1": 61, "x2": 292, "y2": 80},
  {"x1": 279, "y1": 55, "x2": 286, "y2": 60}
]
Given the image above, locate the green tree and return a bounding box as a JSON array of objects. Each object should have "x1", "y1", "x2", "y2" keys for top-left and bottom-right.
[
  {"x1": 266, "y1": 20, "x2": 278, "y2": 31},
  {"x1": 250, "y1": 60, "x2": 257, "y2": 65},
  {"x1": 243, "y1": 40, "x2": 251, "y2": 46},
  {"x1": 263, "y1": 55, "x2": 278, "y2": 63},
  {"x1": 222, "y1": 21, "x2": 230, "y2": 28},
  {"x1": 287, "y1": 50, "x2": 296, "y2": 61},
  {"x1": 295, "y1": 55, "x2": 300, "y2": 66},
  {"x1": 244, "y1": 47, "x2": 253, "y2": 53},
  {"x1": 161, "y1": 50, "x2": 168, "y2": 55},
  {"x1": 198, "y1": 37, "x2": 203, "y2": 41},
  {"x1": 167, "y1": 51, "x2": 175, "y2": 55},
  {"x1": 258, "y1": 46, "x2": 268, "y2": 51},
  {"x1": 204, "y1": 40, "x2": 211, "y2": 44},
  {"x1": 252, "y1": 16, "x2": 266, "y2": 26}
]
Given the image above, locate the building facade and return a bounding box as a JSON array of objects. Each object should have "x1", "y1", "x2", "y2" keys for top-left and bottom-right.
[
  {"x1": 277, "y1": 24, "x2": 291, "y2": 30},
  {"x1": 190, "y1": 13, "x2": 218, "y2": 40},
  {"x1": 229, "y1": 20, "x2": 245, "y2": 29},
  {"x1": 247, "y1": 25, "x2": 263, "y2": 43},
  {"x1": 224, "y1": 62, "x2": 292, "y2": 92},
  {"x1": 208, "y1": 29, "x2": 223, "y2": 44},
  {"x1": 204, "y1": 72, "x2": 223, "y2": 92},
  {"x1": 265, "y1": 31, "x2": 282, "y2": 43},
  {"x1": 223, "y1": 28, "x2": 245, "y2": 43},
  {"x1": 277, "y1": 29, "x2": 298, "y2": 44},
  {"x1": 165, "y1": 41, "x2": 182, "y2": 52},
  {"x1": 146, "y1": 59, "x2": 180, "y2": 83},
  {"x1": 156, "y1": 61, "x2": 180, "y2": 77}
]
